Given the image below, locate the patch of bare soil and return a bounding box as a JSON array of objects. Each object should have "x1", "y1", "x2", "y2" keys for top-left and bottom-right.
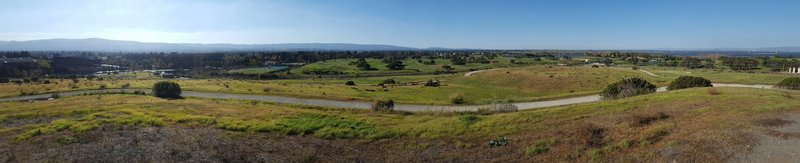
[{"x1": 737, "y1": 115, "x2": 800, "y2": 162}]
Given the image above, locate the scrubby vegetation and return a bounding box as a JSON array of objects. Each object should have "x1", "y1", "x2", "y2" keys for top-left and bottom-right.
[
  {"x1": 600, "y1": 77, "x2": 656, "y2": 100},
  {"x1": 449, "y1": 93, "x2": 465, "y2": 104},
  {"x1": 775, "y1": 77, "x2": 800, "y2": 90},
  {"x1": 371, "y1": 100, "x2": 394, "y2": 112},
  {"x1": 667, "y1": 76, "x2": 712, "y2": 90}
]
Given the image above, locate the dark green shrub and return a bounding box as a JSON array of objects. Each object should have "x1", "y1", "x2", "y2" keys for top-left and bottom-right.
[
  {"x1": 776, "y1": 77, "x2": 800, "y2": 90},
  {"x1": 382, "y1": 78, "x2": 396, "y2": 84},
  {"x1": 152, "y1": 81, "x2": 182, "y2": 99},
  {"x1": 371, "y1": 100, "x2": 394, "y2": 112},
  {"x1": 345, "y1": 81, "x2": 356, "y2": 86},
  {"x1": 442, "y1": 65, "x2": 454, "y2": 71},
  {"x1": 424, "y1": 80, "x2": 440, "y2": 87},
  {"x1": 667, "y1": 76, "x2": 712, "y2": 90},
  {"x1": 0, "y1": 78, "x2": 9, "y2": 83},
  {"x1": 601, "y1": 77, "x2": 656, "y2": 100}
]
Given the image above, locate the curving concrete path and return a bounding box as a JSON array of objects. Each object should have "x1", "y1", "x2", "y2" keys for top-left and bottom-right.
[{"x1": 0, "y1": 83, "x2": 777, "y2": 112}]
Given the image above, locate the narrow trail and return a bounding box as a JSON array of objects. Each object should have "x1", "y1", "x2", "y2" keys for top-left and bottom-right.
[
  {"x1": 638, "y1": 69, "x2": 661, "y2": 77},
  {"x1": 464, "y1": 69, "x2": 494, "y2": 77},
  {"x1": 0, "y1": 83, "x2": 776, "y2": 112}
]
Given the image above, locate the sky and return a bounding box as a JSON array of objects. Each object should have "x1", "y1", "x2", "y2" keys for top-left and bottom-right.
[{"x1": 1, "y1": 0, "x2": 799, "y2": 49}]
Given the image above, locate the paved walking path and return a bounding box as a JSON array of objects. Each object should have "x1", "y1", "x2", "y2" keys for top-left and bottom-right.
[{"x1": 0, "y1": 83, "x2": 776, "y2": 112}]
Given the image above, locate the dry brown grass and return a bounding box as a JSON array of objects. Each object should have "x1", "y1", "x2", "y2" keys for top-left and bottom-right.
[
  {"x1": 628, "y1": 112, "x2": 670, "y2": 127},
  {"x1": 753, "y1": 118, "x2": 795, "y2": 127}
]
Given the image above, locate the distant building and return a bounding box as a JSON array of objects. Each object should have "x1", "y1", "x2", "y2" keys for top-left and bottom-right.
[
  {"x1": 151, "y1": 69, "x2": 179, "y2": 78},
  {"x1": 790, "y1": 67, "x2": 800, "y2": 74}
]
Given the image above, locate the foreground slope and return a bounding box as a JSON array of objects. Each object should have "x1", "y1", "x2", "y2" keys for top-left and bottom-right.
[{"x1": 1, "y1": 87, "x2": 799, "y2": 162}]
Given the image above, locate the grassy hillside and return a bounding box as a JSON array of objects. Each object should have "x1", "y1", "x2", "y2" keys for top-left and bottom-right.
[
  {"x1": 0, "y1": 66, "x2": 659, "y2": 104},
  {"x1": 3, "y1": 65, "x2": 798, "y2": 104},
  {"x1": 295, "y1": 57, "x2": 555, "y2": 75},
  {"x1": 2, "y1": 87, "x2": 798, "y2": 161}
]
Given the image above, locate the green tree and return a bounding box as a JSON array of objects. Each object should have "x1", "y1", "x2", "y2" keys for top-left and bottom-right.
[
  {"x1": 386, "y1": 60, "x2": 405, "y2": 70},
  {"x1": 355, "y1": 58, "x2": 372, "y2": 70}
]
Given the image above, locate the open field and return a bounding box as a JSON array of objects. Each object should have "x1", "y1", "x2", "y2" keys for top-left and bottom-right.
[
  {"x1": 4, "y1": 65, "x2": 799, "y2": 105},
  {"x1": 0, "y1": 66, "x2": 657, "y2": 105},
  {"x1": 2, "y1": 87, "x2": 799, "y2": 161}
]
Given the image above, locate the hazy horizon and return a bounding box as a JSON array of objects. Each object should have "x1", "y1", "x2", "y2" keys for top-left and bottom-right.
[{"x1": 2, "y1": 0, "x2": 799, "y2": 49}]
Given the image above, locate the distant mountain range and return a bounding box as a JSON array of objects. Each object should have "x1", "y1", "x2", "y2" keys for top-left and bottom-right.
[
  {"x1": 0, "y1": 38, "x2": 425, "y2": 52},
  {"x1": 0, "y1": 38, "x2": 798, "y2": 52}
]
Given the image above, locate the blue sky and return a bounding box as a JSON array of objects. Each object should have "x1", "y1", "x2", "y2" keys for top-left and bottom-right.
[{"x1": 1, "y1": 0, "x2": 799, "y2": 49}]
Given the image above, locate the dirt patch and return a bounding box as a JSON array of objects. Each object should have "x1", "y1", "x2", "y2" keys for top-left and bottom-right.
[
  {"x1": 737, "y1": 114, "x2": 800, "y2": 162},
  {"x1": 753, "y1": 118, "x2": 795, "y2": 127},
  {"x1": 628, "y1": 112, "x2": 670, "y2": 127}
]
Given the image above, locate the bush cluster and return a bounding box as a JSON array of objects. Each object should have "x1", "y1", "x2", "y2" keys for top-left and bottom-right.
[
  {"x1": 776, "y1": 77, "x2": 800, "y2": 90},
  {"x1": 424, "y1": 80, "x2": 440, "y2": 87},
  {"x1": 382, "y1": 78, "x2": 396, "y2": 84},
  {"x1": 667, "y1": 76, "x2": 712, "y2": 90},
  {"x1": 152, "y1": 81, "x2": 182, "y2": 99},
  {"x1": 600, "y1": 77, "x2": 656, "y2": 100}
]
